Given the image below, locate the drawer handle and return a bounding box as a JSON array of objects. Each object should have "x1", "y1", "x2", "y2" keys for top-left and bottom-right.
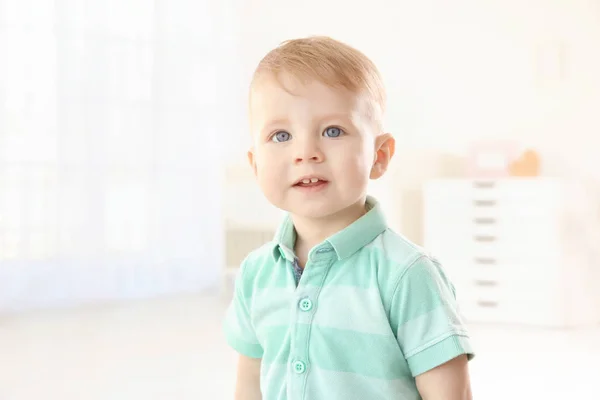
[
  {"x1": 474, "y1": 257, "x2": 496, "y2": 265},
  {"x1": 473, "y1": 217, "x2": 496, "y2": 225},
  {"x1": 473, "y1": 200, "x2": 497, "y2": 207},
  {"x1": 477, "y1": 300, "x2": 498, "y2": 308},
  {"x1": 473, "y1": 181, "x2": 496, "y2": 189},
  {"x1": 474, "y1": 279, "x2": 497, "y2": 287},
  {"x1": 474, "y1": 235, "x2": 496, "y2": 242}
]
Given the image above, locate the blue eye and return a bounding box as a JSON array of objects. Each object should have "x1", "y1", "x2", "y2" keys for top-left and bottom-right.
[
  {"x1": 324, "y1": 126, "x2": 343, "y2": 138},
  {"x1": 272, "y1": 131, "x2": 291, "y2": 142}
]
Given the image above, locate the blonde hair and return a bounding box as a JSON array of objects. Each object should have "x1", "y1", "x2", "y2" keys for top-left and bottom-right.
[{"x1": 251, "y1": 36, "x2": 386, "y2": 128}]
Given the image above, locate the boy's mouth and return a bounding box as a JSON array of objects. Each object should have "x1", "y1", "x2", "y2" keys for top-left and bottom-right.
[{"x1": 293, "y1": 177, "x2": 329, "y2": 188}]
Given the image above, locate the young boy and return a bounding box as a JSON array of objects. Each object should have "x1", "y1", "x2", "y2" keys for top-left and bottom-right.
[{"x1": 224, "y1": 36, "x2": 474, "y2": 400}]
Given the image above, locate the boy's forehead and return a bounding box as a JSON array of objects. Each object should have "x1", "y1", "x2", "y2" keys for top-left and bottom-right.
[{"x1": 249, "y1": 73, "x2": 367, "y2": 119}]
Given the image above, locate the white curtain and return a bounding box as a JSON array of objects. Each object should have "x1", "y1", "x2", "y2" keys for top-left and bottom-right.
[{"x1": 0, "y1": 0, "x2": 233, "y2": 311}]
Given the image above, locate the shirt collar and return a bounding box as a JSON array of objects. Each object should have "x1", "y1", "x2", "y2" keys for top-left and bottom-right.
[{"x1": 271, "y1": 196, "x2": 388, "y2": 262}]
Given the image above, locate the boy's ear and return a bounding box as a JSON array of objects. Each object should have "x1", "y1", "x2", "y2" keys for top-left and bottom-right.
[
  {"x1": 247, "y1": 148, "x2": 258, "y2": 176},
  {"x1": 370, "y1": 133, "x2": 395, "y2": 180}
]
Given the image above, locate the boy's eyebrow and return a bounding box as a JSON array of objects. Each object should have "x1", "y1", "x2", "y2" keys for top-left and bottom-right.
[
  {"x1": 260, "y1": 118, "x2": 289, "y2": 133},
  {"x1": 259, "y1": 113, "x2": 356, "y2": 133}
]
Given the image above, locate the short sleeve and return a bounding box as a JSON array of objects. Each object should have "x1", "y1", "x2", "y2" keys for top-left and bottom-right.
[
  {"x1": 223, "y1": 260, "x2": 264, "y2": 359},
  {"x1": 391, "y1": 256, "x2": 474, "y2": 377}
]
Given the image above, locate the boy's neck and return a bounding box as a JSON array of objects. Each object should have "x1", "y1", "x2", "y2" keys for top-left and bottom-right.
[{"x1": 292, "y1": 197, "x2": 367, "y2": 267}]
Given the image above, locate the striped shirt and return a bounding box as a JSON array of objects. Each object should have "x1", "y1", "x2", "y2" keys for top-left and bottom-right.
[{"x1": 224, "y1": 196, "x2": 474, "y2": 399}]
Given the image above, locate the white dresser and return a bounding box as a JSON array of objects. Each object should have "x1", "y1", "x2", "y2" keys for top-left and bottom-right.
[{"x1": 423, "y1": 178, "x2": 600, "y2": 328}]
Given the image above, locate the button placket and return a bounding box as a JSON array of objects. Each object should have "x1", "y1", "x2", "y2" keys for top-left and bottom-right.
[{"x1": 289, "y1": 254, "x2": 334, "y2": 397}]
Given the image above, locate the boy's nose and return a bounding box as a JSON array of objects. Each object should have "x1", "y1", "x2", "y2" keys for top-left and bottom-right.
[
  {"x1": 294, "y1": 142, "x2": 324, "y2": 164},
  {"x1": 295, "y1": 154, "x2": 321, "y2": 164}
]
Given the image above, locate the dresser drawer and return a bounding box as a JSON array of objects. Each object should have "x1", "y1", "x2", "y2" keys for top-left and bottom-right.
[
  {"x1": 426, "y1": 216, "x2": 560, "y2": 244},
  {"x1": 457, "y1": 277, "x2": 566, "y2": 327},
  {"x1": 469, "y1": 231, "x2": 561, "y2": 258},
  {"x1": 434, "y1": 257, "x2": 563, "y2": 299},
  {"x1": 427, "y1": 233, "x2": 561, "y2": 263},
  {"x1": 470, "y1": 178, "x2": 562, "y2": 202},
  {"x1": 424, "y1": 179, "x2": 562, "y2": 222},
  {"x1": 424, "y1": 198, "x2": 559, "y2": 228},
  {"x1": 469, "y1": 261, "x2": 562, "y2": 288},
  {"x1": 470, "y1": 216, "x2": 559, "y2": 237}
]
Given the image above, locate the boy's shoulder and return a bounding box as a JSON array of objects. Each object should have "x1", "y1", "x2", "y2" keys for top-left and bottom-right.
[
  {"x1": 355, "y1": 228, "x2": 446, "y2": 293},
  {"x1": 366, "y1": 227, "x2": 437, "y2": 271}
]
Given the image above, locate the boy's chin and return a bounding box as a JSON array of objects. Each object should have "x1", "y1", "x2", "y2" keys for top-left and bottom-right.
[{"x1": 286, "y1": 203, "x2": 350, "y2": 221}]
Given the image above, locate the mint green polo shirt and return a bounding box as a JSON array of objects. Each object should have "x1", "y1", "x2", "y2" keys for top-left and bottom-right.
[{"x1": 224, "y1": 197, "x2": 474, "y2": 400}]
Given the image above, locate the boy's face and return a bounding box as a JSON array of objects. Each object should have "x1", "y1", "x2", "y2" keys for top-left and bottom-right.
[{"x1": 248, "y1": 72, "x2": 393, "y2": 219}]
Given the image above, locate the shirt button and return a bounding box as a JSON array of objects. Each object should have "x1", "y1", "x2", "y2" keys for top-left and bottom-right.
[
  {"x1": 293, "y1": 360, "x2": 306, "y2": 374},
  {"x1": 299, "y1": 298, "x2": 313, "y2": 312}
]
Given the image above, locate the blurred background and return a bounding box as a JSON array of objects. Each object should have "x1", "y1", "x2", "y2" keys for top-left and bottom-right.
[{"x1": 1, "y1": 0, "x2": 599, "y2": 399}]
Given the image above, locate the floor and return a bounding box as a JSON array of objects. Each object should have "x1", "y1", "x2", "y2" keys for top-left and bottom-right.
[{"x1": 0, "y1": 293, "x2": 598, "y2": 399}]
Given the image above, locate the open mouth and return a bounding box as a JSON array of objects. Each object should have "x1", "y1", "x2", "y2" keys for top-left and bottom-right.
[{"x1": 294, "y1": 177, "x2": 328, "y2": 188}]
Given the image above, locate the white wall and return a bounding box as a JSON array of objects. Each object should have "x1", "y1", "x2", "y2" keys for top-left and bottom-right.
[{"x1": 226, "y1": 0, "x2": 600, "y2": 238}]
